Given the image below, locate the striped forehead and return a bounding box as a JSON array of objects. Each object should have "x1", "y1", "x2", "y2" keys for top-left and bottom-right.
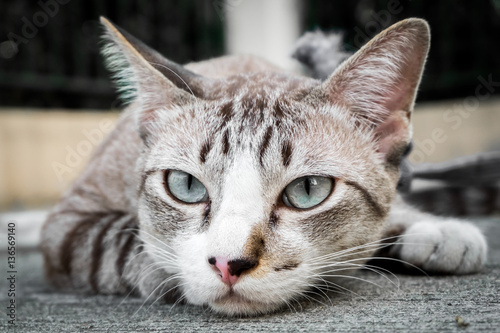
[
  {"x1": 195, "y1": 72, "x2": 319, "y2": 170},
  {"x1": 199, "y1": 96, "x2": 303, "y2": 169}
]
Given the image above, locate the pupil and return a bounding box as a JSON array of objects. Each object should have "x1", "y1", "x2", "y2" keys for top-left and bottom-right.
[
  {"x1": 305, "y1": 178, "x2": 310, "y2": 196},
  {"x1": 187, "y1": 174, "x2": 193, "y2": 190}
]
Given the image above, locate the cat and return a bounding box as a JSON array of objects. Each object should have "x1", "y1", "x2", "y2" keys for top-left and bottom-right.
[{"x1": 41, "y1": 17, "x2": 487, "y2": 316}]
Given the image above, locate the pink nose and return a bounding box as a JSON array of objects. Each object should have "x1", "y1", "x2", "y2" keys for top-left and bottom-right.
[{"x1": 208, "y1": 256, "x2": 257, "y2": 286}]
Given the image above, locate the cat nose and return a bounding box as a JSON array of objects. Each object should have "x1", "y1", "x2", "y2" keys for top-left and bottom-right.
[{"x1": 208, "y1": 256, "x2": 257, "y2": 286}]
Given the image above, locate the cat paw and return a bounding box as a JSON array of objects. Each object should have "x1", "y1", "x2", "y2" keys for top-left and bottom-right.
[{"x1": 392, "y1": 221, "x2": 487, "y2": 274}]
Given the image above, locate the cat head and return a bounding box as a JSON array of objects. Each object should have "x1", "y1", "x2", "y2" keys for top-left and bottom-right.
[{"x1": 101, "y1": 17, "x2": 429, "y2": 315}]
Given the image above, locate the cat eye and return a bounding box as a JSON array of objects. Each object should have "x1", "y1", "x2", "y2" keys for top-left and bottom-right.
[
  {"x1": 282, "y1": 176, "x2": 333, "y2": 209},
  {"x1": 166, "y1": 170, "x2": 208, "y2": 203}
]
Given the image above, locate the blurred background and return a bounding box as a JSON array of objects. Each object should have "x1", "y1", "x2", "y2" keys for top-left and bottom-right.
[{"x1": 1, "y1": 0, "x2": 500, "y2": 215}]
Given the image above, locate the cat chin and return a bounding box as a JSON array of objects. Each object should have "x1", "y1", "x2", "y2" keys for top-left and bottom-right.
[
  {"x1": 207, "y1": 293, "x2": 284, "y2": 317},
  {"x1": 183, "y1": 282, "x2": 286, "y2": 316}
]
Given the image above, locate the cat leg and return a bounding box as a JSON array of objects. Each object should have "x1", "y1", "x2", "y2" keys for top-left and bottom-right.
[
  {"x1": 379, "y1": 195, "x2": 487, "y2": 274},
  {"x1": 40, "y1": 199, "x2": 177, "y2": 301},
  {"x1": 41, "y1": 206, "x2": 136, "y2": 292}
]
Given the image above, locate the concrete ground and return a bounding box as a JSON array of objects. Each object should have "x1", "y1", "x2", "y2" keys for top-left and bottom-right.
[{"x1": 1, "y1": 217, "x2": 499, "y2": 333}]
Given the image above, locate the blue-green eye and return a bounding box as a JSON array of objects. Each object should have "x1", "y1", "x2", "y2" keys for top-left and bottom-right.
[
  {"x1": 166, "y1": 170, "x2": 208, "y2": 203},
  {"x1": 283, "y1": 176, "x2": 333, "y2": 209}
]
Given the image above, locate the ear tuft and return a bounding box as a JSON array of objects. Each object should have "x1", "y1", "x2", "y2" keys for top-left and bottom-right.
[{"x1": 100, "y1": 17, "x2": 138, "y2": 104}]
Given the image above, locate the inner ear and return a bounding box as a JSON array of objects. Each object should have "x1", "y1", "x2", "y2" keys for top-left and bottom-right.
[
  {"x1": 310, "y1": 18, "x2": 430, "y2": 162},
  {"x1": 375, "y1": 110, "x2": 411, "y2": 158}
]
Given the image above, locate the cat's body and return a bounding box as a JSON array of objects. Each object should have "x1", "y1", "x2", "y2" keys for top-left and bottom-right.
[{"x1": 41, "y1": 18, "x2": 487, "y2": 316}]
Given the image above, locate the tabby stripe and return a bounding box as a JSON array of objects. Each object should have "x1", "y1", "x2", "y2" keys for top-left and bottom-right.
[
  {"x1": 138, "y1": 169, "x2": 159, "y2": 196},
  {"x1": 89, "y1": 213, "x2": 125, "y2": 293},
  {"x1": 259, "y1": 126, "x2": 273, "y2": 166},
  {"x1": 199, "y1": 140, "x2": 212, "y2": 164},
  {"x1": 256, "y1": 98, "x2": 267, "y2": 123},
  {"x1": 59, "y1": 212, "x2": 108, "y2": 276},
  {"x1": 274, "y1": 101, "x2": 286, "y2": 118},
  {"x1": 219, "y1": 102, "x2": 233, "y2": 123},
  {"x1": 222, "y1": 129, "x2": 230, "y2": 155},
  {"x1": 345, "y1": 181, "x2": 386, "y2": 218},
  {"x1": 281, "y1": 141, "x2": 293, "y2": 167},
  {"x1": 144, "y1": 192, "x2": 184, "y2": 216},
  {"x1": 274, "y1": 262, "x2": 299, "y2": 271},
  {"x1": 115, "y1": 216, "x2": 138, "y2": 247},
  {"x1": 202, "y1": 200, "x2": 211, "y2": 228},
  {"x1": 116, "y1": 230, "x2": 137, "y2": 285},
  {"x1": 269, "y1": 209, "x2": 279, "y2": 229}
]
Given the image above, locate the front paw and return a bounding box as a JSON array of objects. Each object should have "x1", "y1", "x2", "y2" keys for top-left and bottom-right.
[{"x1": 392, "y1": 221, "x2": 487, "y2": 274}]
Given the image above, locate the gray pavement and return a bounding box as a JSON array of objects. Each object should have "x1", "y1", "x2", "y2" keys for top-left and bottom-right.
[{"x1": 1, "y1": 218, "x2": 499, "y2": 332}]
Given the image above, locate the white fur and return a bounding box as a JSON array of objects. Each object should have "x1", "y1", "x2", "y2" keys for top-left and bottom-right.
[
  {"x1": 393, "y1": 220, "x2": 487, "y2": 274},
  {"x1": 206, "y1": 151, "x2": 264, "y2": 258}
]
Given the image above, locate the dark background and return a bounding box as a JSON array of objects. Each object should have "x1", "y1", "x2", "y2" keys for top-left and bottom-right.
[{"x1": 1, "y1": 0, "x2": 500, "y2": 109}]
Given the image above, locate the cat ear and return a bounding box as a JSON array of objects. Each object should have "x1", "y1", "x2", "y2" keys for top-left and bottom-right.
[
  {"x1": 317, "y1": 18, "x2": 430, "y2": 161},
  {"x1": 99, "y1": 17, "x2": 205, "y2": 139}
]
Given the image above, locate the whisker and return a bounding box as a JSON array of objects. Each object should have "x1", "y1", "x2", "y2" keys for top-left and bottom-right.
[
  {"x1": 168, "y1": 290, "x2": 188, "y2": 314},
  {"x1": 309, "y1": 232, "x2": 432, "y2": 264},
  {"x1": 137, "y1": 229, "x2": 178, "y2": 253},
  {"x1": 365, "y1": 256, "x2": 429, "y2": 276},
  {"x1": 301, "y1": 288, "x2": 334, "y2": 308},
  {"x1": 310, "y1": 274, "x2": 351, "y2": 298},
  {"x1": 134, "y1": 273, "x2": 183, "y2": 316},
  {"x1": 146, "y1": 275, "x2": 184, "y2": 312},
  {"x1": 310, "y1": 273, "x2": 366, "y2": 299},
  {"x1": 309, "y1": 235, "x2": 401, "y2": 263},
  {"x1": 311, "y1": 255, "x2": 401, "y2": 287}
]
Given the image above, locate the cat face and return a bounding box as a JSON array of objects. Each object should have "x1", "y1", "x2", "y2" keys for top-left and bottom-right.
[
  {"x1": 101, "y1": 17, "x2": 429, "y2": 315},
  {"x1": 137, "y1": 77, "x2": 394, "y2": 315}
]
